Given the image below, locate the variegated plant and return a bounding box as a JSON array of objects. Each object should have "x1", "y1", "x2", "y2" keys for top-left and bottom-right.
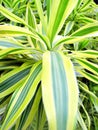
[{"x1": 0, "y1": 0, "x2": 98, "y2": 130}]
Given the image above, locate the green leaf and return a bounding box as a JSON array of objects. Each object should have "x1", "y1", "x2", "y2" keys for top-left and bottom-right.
[
  {"x1": 76, "y1": 59, "x2": 98, "y2": 76},
  {"x1": 0, "y1": 38, "x2": 23, "y2": 48},
  {"x1": 0, "y1": 96, "x2": 11, "y2": 108},
  {"x1": 26, "y1": 3, "x2": 37, "y2": 48},
  {"x1": 0, "y1": 63, "x2": 31, "y2": 98},
  {"x1": 94, "y1": 117, "x2": 98, "y2": 130},
  {"x1": 77, "y1": 39, "x2": 89, "y2": 50},
  {"x1": 0, "y1": 5, "x2": 49, "y2": 49},
  {"x1": 32, "y1": 100, "x2": 47, "y2": 130},
  {"x1": 1, "y1": 61, "x2": 42, "y2": 130},
  {"x1": 0, "y1": 48, "x2": 26, "y2": 58},
  {"x1": 0, "y1": 24, "x2": 49, "y2": 49},
  {"x1": 47, "y1": 0, "x2": 78, "y2": 43},
  {"x1": 0, "y1": 59, "x2": 22, "y2": 70},
  {"x1": 70, "y1": 50, "x2": 98, "y2": 58},
  {"x1": 2, "y1": 0, "x2": 12, "y2": 8},
  {"x1": 79, "y1": 99, "x2": 91, "y2": 130},
  {"x1": 12, "y1": 0, "x2": 20, "y2": 9},
  {"x1": 18, "y1": 86, "x2": 41, "y2": 130},
  {"x1": 34, "y1": 0, "x2": 47, "y2": 33},
  {"x1": 42, "y1": 51, "x2": 79, "y2": 130},
  {"x1": 0, "y1": 48, "x2": 42, "y2": 59},
  {"x1": 37, "y1": 104, "x2": 47, "y2": 130},
  {"x1": 47, "y1": 0, "x2": 52, "y2": 21},
  {"x1": 71, "y1": 22, "x2": 98, "y2": 37},
  {"x1": 79, "y1": 81, "x2": 98, "y2": 112},
  {"x1": 77, "y1": 110, "x2": 88, "y2": 130},
  {"x1": 77, "y1": 16, "x2": 98, "y2": 24},
  {"x1": 0, "y1": 25, "x2": 37, "y2": 39},
  {"x1": 78, "y1": 70, "x2": 98, "y2": 84},
  {"x1": 0, "y1": 0, "x2": 2, "y2": 4},
  {"x1": 64, "y1": 21, "x2": 74, "y2": 36},
  {"x1": 0, "y1": 5, "x2": 25, "y2": 24},
  {"x1": 55, "y1": 22, "x2": 98, "y2": 47}
]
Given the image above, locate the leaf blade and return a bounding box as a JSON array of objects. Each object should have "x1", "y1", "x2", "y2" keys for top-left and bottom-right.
[
  {"x1": 47, "y1": 0, "x2": 78, "y2": 43},
  {"x1": 55, "y1": 22, "x2": 98, "y2": 47},
  {"x1": 42, "y1": 51, "x2": 79, "y2": 130},
  {"x1": 1, "y1": 62, "x2": 42, "y2": 130},
  {"x1": 76, "y1": 59, "x2": 98, "y2": 76}
]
